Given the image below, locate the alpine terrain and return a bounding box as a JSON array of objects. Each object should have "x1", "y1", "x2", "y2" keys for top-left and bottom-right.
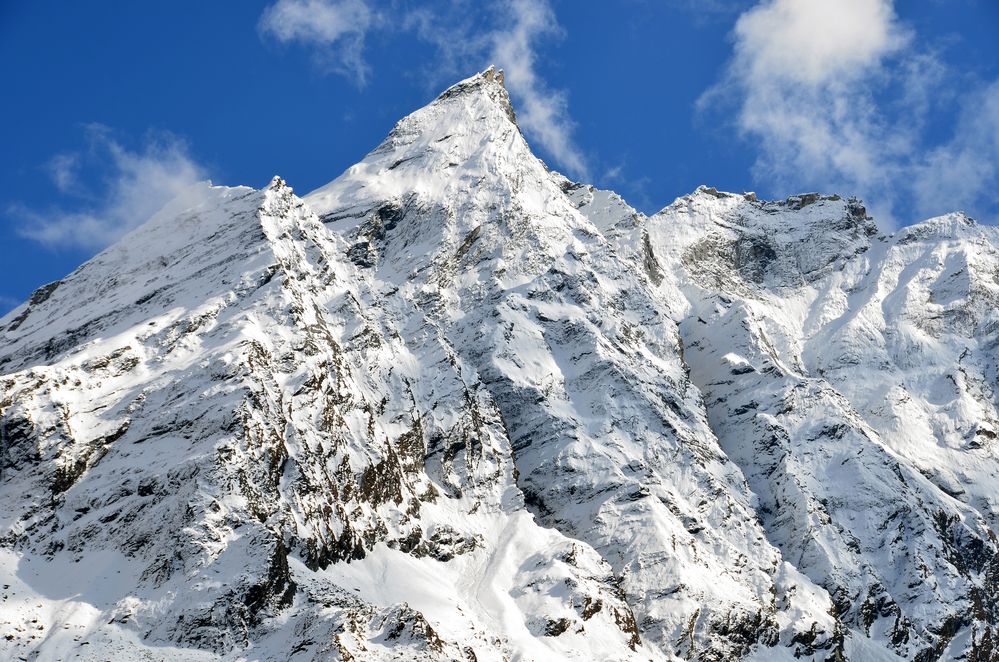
[{"x1": 2, "y1": 68, "x2": 999, "y2": 661}]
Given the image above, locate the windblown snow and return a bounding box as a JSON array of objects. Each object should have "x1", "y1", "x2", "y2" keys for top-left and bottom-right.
[{"x1": 2, "y1": 67, "x2": 999, "y2": 661}]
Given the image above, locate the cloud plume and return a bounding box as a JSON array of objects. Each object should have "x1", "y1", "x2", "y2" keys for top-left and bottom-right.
[
  {"x1": 489, "y1": 0, "x2": 588, "y2": 178},
  {"x1": 259, "y1": 0, "x2": 377, "y2": 85},
  {"x1": 12, "y1": 126, "x2": 207, "y2": 251}
]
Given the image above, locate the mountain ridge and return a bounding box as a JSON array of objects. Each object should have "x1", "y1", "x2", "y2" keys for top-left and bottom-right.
[{"x1": 2, "y1": 67, "x2": 998, "y2": 661}]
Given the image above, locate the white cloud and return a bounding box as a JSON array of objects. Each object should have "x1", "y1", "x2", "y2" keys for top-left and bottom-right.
[
  {"x1": 0, "y1": 295, "x2": 18, "y2": 314},
  {"x1": 13, "y1": 127, "x2": 207, "y2": 251},
  {"x1": 489, "y1": 0, "x2": 588, "y2": 178},
  {"x1": 259, "y1": 0, "x2": 376, "y2": 85},
  {"x1": 709, "y1": 0, "x2": 909, "y2": 203},
  {"x1": 258, "y1": 0, "x2": 590, "y2": 179},
  {"x1": 705, "y1": 0, "x2": 999, "y2": 225},
  {"x1": 733, "y1": 0, "x2": 907, "y2": 86},
  {"x1": 603, "y1": 163, "x2": 625, "y2": 183},
  {"x1": 913, "y1": 80, "x2": 999, "y2": 219},
  {"x1": 45, "y1": 153, "x2": 81, "y2": 194}
]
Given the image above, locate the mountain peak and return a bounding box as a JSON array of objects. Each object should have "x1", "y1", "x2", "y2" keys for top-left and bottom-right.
[
  {"x1": 432, "y1": 64, "x2": 517, "y2": 125},
  {"x1": 304, "y1": 68, "x2": 535, "y2": 220},
  {"x1": 438, "y1": 65, "x2": 506, "y2": 94},
  {"x1": 480, "y1": 64, "x2": 505, "y2": 86},
  {"x1": 266, "y1": 175, "x2": 289, "y2": 191}
]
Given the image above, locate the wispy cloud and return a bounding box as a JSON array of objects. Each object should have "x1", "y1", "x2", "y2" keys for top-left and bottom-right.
[
  {"x1": 259, "y1": 0, "x2": 377, "y2": 85},
  {"x1": 912, "y1": 80, "x2": 999, "y2": 219},
  {"x1": 702, "y1": 0, "x2": 999, "y2": 225},
  {"x1": 257, "y1": 0, "x2": 590, "y2": 179},
  {"x1": 490, "y1": 0, "x2": 588, "y2": 178},
  {"x1": 11, "y1": 126, "x2": 207, "y2": 251},
  {"x1": 45, "y1": 153, "x2": 81, "y2": 194},
  {"x1": 0, "y1": 295, "x2": 19, "y2": 316},
  {"x1": 702, "y1": 0, "x2": 909, "y2": 216}
]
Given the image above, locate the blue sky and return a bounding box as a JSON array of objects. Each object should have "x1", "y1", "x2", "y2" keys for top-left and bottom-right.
[{"x1": 2, "y1": 0, "x2": 998, "y2": 314}]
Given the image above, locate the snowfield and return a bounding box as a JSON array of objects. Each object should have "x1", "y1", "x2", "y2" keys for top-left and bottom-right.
[{"x1": 2, "y1": 67, "x2": 998, "y2": 661}]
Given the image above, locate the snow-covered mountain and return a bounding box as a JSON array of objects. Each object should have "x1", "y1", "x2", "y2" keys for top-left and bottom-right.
[{"x1": 2, "y1": 67, "x2": 998, "y2": 661}]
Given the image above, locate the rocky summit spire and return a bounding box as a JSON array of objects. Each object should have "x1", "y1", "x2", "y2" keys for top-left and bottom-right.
[
  {"x1": 433, "y1": 65, "x2": 517, "y2": 125},
  {"x1": 303, "y1": 65, "x2": 545, "y2": 241}
]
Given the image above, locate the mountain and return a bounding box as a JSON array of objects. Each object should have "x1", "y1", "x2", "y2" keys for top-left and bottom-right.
[{"x1": 2, "y1": 67, "x2": 998, "y2": 661}]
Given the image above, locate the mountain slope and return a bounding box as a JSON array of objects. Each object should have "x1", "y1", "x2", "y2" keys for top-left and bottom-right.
[
  {"x1": 1, "y1": 68, "x2": 998, "y2": 661},
  {"x1": 637, "y1": 189, "x2": 999, "y2": 660}
]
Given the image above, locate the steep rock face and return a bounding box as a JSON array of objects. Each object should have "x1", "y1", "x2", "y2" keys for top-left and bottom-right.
[
  {"x1": 306, "y1": 68, "x2": 838, "y2": 660},
  {"x1": 1, "y1": 69, "x2": 998, "y2": 661}
]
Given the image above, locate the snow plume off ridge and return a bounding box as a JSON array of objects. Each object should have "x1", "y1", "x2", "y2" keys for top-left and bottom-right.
[{"x1": 3, "y1": 67, "x2": 999, "y2": 661}]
